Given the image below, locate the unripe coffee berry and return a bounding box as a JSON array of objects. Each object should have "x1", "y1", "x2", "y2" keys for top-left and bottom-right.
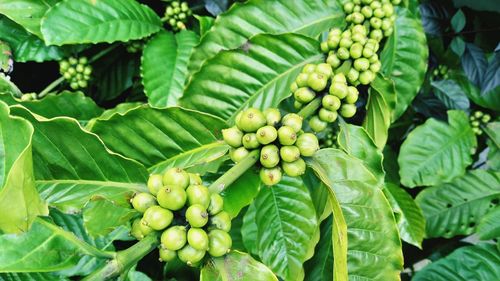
[
  {"x1": 178, "y1": 245, "x2": 206, "y2": 266},
  {"x1": 188, "y1": 228, "x2": 209, "y2": 250},
  {"x1": 222, "y1": 127, "x2": 243, "y2": 148},
  {"x1": 161, "y1": 226, "x2": 187, "y2": 250},
  {"x1": 210, "y1": 211, "x2": 231, "y2": 232},
  {"x1": 280, "y1": 145, "x2": 301, "y2": 162},
  {"x1": 309, "y1": 116, "x2": 328, "y2": 132},
  {"x1": 237, "y1": 108, "x2": 267, "y2": 132},
  {"x1": 339, "y1": 37, "x2": 353, "y2": 49},
  {"x1": 319, "y1": 108, "x2": 338, "y2": 123},
  {"x1": 208, "y1": 230, "x2": 232, "y2": 257},
  {"x1": 259, "y1": 167, "x2": 282, "y2": 186},
  {"x1": 347, "y1": 68, "x2": 360, "y2": 84},
  {"x1": 296, "y1": 133, "x2": 320, "y2": 157},
  {"x1": 316, "y1": 63, "x2": 333, "y2": 77},
  {"x1": 256, "y1": 126, "x2": 278, "y2": 145},
  {"x1": 350, "y1": 43, "x2": 364, "y2": 59},
  {"x1": 143, "y1": 206, "x2": 173, "y2": 230},
  {"x1": 189, "y1": 173, "x2": 203, "y2": 185},
  {"x1": 282, "y1": 158, "x2": 306, "y2": 177},
  {"x1": 159, "y1": 248, "x2": 176, "y2": 262},
  {"x1": 307, "y1": 72, "x2": 328, "y2": 91},
  {"x1": 359, "y1": 70, "x2": 374, "y2": 85},
  {"x1": 294, "y1": 87, "x2": 316, "y2": 103},
  {"x1": 157, "y1": 186, "x2": 187, "y2": 211},
  {"x1": 229, "y1": 147, "x2": 249, "y2": 163},
  {"x1": 327, "y1": 54, "x2": 341, "y2": 68},
  {"x1": 163, "y1": 168, "x2": 190, "y2": 189},
  {"x1": 337, "y1": 47, "x2": 350, "y2": 60},
  {"x1": 332, "y1": 73, "x2": 347, "y2": 84},
  {"x1": 242, "y1": 133, "x2": 260, "y2": 149},
  {"x1": 147, "y1": 174, "x2": 163, "y2": 196},
  {"x1": 302, "y1": 64, "x2": 317, "y2": 74},
  {"x1": 282, "y1": 113, "x2": 303, "y2": 133},
  {"x1": 131, "y1": 192, "x2": 157, "y2": 213},
  {"x1": 340, "y1": 104, "x2": 357, "y2": 118},
  {"x1": 208, "y1": 193, "x2": 224, "y2": 215},
  {"x1": 296, "y1": 73, "x2": 309, "y2": 87},
  {"x1": 322, "y1": 95, "x2": 341, "y2": 111},
  {"x1": 264, "y1": 108, "x2": 281, "y2": 126},
  {"x1": 186, "y1": 204, "x2": 209, "y2": 227},
  {"x1": 186, "y1": 184, "x2": 210, "y2": 208},
  {"x1": 260, "y1": 144, "x2": 280, "y2": 168},
  {"x1": 354, "y1": 58, "x2": 370, "y2": 71},
  {"x1": 278, "y1": 126, "x2": 297, "y2": 145},
  {"x1": 329, "y1": 82, "x2": 349, "y2": 99}
]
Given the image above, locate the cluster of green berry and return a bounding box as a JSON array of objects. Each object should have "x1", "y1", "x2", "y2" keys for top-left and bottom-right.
[
  {"x1": 130, "y1": 168, "x2": 232, "y2": 266},
  {"x1": 344, "y1": 0, "x2": 399, "y2": 39},
  {"x1": 59, "y1": 57, "x2": 92, "y2": 90},
  {"x1": 469, "y1": 111, "x2": 491, "y2": 135},
  {"x1": 125, "y1": 40, "x2": 144, "y2": 53},
  {"x1": 164, "y1": 1, "x2": 192, "y2": 31},
  {"x1": 320, "y1": 130, "x2": 338, "y2": 148},
  {"x1": 223, "y1": 108, "x2": 320, "y2": 185},
  {"x1": 431, "y1": 65, "x2": 449, "y2": 80}
]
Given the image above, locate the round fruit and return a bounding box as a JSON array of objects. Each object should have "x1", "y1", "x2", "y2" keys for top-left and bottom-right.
[
  {"x1": 337, "y1": 47, "x2": 350, "y2": 60},
  {"x1": 178, "y1": 245, "x2": 206, "y2": 265},
  {"x1": 161, "y1": 225, "x2": 187, "y2": 250},
  {"x1": 359, "y1": 70, "x2": 374, "y2": 85},
  {"x1": 345, "y1": 86, "x2": 359, "y2": 104},
  {"x1": 294, "y1": 87, "x2": 316, "y2": 103},
  {"x1": 319, "y1": 108, "x2": 338, "y2": 123},
  {"x1": 290, "y1": 82, "x2": 299, "y2": 93},
  {"x1": 327, "y1": 37, "x2": 340, "y2": 49},
  {"x1": 259, "y1": 167, "x2": 282, "y2": 186},
  {"x1": 282, "y1": 158, "x2": 306, "y2": 177},
  {"x1": 208, "y1": 193, "x2": 224, "y2": 215},
  {"x1": 332, "y1": 73, "x2": 347, "y2": 84},
  {"x1": 189, "y1": 173, "x2": 202, "y2": 185},
  {"x1": 302, "y1": 63, "x2": 317, "y2": 74},
  {"x1": 307, "y1": 73, "x2": 327, "y2": 91},
  {"x1": 322, "y1": 95, "x2": 341, "y2": 111},
  {"x1": 260, "y1": 144, "x2": 280, "y2": 168},
  {"x1": 139, "y1": 219, "x2": 154, "y2": 236},
  {"x1": 280, "y1": 145, "x2": 301, "y2": 163},
  {"x1": 210, "y1": 211, "x2": 231, "y2": 232},
  {"x1": 294, "y1": 100, "x2": 303, "y2": 110},
  {"x1": 188, "y1": 228, "x2": 209, "y2": 250},
  {"x1": 208, "y1": 230, "x2": 232, "y2": 257},
  {"x1": 350, "y1": 43, "x2": 363, "y2": 59},
  {"x1": 339, "y1": 37, "x2": 353, "y2": 49},
  {"x1": 354, "y1": 58, "x2": 370, "y2": 71},
  {"x1": 229, "y1": 147, "x2": 249, "y2": 163},
  {"x1": 320, "y1": 41, "x2": 329, "y2": 53},
  {"x1": 256, "y1": 126, "x2": 278, "y2": 145},
  {"x1": 147, "y1": 174, "x2": 163, "y2": 196},
  {"x1": 316, "y1": 63, "x2": 333, "y2": 77},
  {"x1": 157, "y1": 185, "x2": 187, "y2": 211},
  {"x1": 237, "y1": 108, "x2": 267, "y2": 132},
  {"x1": 370, "y1": 61, "x2": 381, "y2": 72},
  {"x1": 351, "y1": 33, "x2": 366, "y2": 45},
  {"x1": 131, "y1": 193, "x2": 157, "y2": 213},
  {"x1": 264, "y1": 108, "x2": 281, "y2": 126},
  {"x1": 340, "y1": 104, "x2": 357, "y2": 118},
  {"x1": 242, "y1": 133, "x2": 260, "y2": 149},
  {"x1": 131, "y1": 218, "x2": 144, "y2": 240},
  {"x1": 296, "y1": 133, "x2": 320, "y2": 157},
  {"x1": 282, "y1": 113, "x2": 303, "y2": 133},
  {"x1": 159, "y1": 248, "x2": 176, "y2": 262},
  {"x1": 309, "y1": 116, "x2": 328, "y2": 133},
  {"x1": 143, "y1": 206, "x2": 173, "y2": 230},
  {"x1": 163, "y1": 168, "x2": 190, "y2": 189},
  {"x1": 222, "y1": 127, "x2": 243, "y2": 148},
  {"x1": 327, "y1": 54, "x2": 341, "y2": 68},
  {"x1": 186, "y1": 204, "x2": 209, "y2": 227},
  {"x1": 296, "y1": 73, "x2": 309, "y2": 87},
  {"x1": 329, "y1": 82, "x2": 348, "y2": 99},
  {"x1": 186, "y1": 184, "x2": 210, "y2": 208},
  {"x1": 278, "y1": 126, "x2": 297, "y2": 146}
]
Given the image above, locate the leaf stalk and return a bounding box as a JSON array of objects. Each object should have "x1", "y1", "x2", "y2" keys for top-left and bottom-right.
[{"x1": 208, "y1": 150, "x2": 259, "y2": 193}]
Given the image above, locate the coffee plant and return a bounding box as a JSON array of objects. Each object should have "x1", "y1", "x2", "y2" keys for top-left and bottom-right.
[{"x1": 0, "y1": 0, "x2": 498, "y2": 280}]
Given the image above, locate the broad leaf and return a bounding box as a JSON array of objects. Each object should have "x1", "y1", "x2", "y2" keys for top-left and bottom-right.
[
  {"x1": 0, "y1": 102, "x2": 47, "y2": 233},
  {"x1": 141, "y1": 31, "x2": 199, "y2": 107},
  {"x1": 89, "y1": 106, "x2": 229, "y2": 173},
  {"x1": 188, "y1": 0, "x2": 345, "y2": 74},
  {"x1": 0, "y1": 0, "x2": 59, "y2": 38},
  {"x1": 200, "y1": 251, "x2": 277, "y2": 281},
  {"x1": 484, "y1": 122, "x2": 500, "y2": 171},
  {"x1": 252, "y1": 176, "x2": 317, "y2": 280},
  {"x1": 481, "y1": 52, "x2": 500, "y2": 94},
  {"x1": 363, "y1": 74, "x2": 394, "y2": 148},
  {"x1": 0, "y1": 73, "x2": 21, "y2": 97},
  {"x1": 86, "y1": 102, "x2": 143, "y2": 129},
  {"x1": 221, "y1": 170, "x2": 260, "y2": 218},
  {"x1": 384, "y1": 183, "x2": 425, "y2": 248},
  {"x1": 416, "y1": 170, "x2": 500, "y2": 238},
  {"x1": 451, "y1": 71, "x2": 500, "y2": 111},
  {"x1": 418, "y1": 2, "x2": 450, "y2": 36},
  {"x1": 41, "y1": 0, "x2": 161, "y2": 45},
  {"x1": 195, "y1": 15, "x2": 215, "y2": 37},
  {"x1": 309, "y1": 149, "x2": 403, "y2": 281},
  {"x1": 380, "y1": 7, "x2": 428, "y2": 120},
  {"x1": 181, "y1": 33, "x2": 323, "y2": 122},
  {"x1": 477, "y1": 207, "x2": 500, "y2": 240},
  {"x1": 450, "y1": 9, "x2": 465, "y2": 33},
  {"x1": 413, "y1": 243, "x2": 500, "y2": 281},
  {"x1": 0, "y1": 272, "x2": 68, "y2": 280},
  {"x1": 431, "y1": 79, "x2": 470, "y2": 110},
  {"x1": 461, "y1": 43, "x2": 487, "y2": 87},
  {"x1": 398, "y1": 110, "x2": 477, "y2": 188},
  {"x1": 10, "y1": 106, "x2": 148, "y2": 212},
  {"x1": 82, "y1": 198, "x2": 137, "y2": 237},
  {"x1": 241, "y1": 203, "x2": 259, "y2": 256},
  {"x1": 303, "y1": 216, "x2": 333, "y2": 281}
]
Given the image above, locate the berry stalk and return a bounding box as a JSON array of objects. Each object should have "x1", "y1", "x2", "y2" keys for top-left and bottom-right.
[
  {"x1": 38, "y1": 76, "x2": 65, "y2": 98},
  {"x1": 208, "y1": 149, "x2": 260, "y2": 193},
  {"x1": 297, "y1": 97, "x2": 322, "y2": 119}
]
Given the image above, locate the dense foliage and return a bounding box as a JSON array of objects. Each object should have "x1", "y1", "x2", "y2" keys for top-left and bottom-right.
[{"x1": 0, "y1": 0, "x2": 498, "y2": 280}]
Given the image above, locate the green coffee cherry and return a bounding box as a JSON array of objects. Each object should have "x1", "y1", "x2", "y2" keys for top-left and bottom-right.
[
  {"x1": 296, "y1": 73, "x2": 309, "y2": 87},
  {"x1": 329, "y1": 82, "x2": 349, "y2": 99},
  {"x1": 319, "y1": 108, "x2": 338, "y2": 123},
  {"x1": 296, "y1": 133, "x2": 320, "y2": 157},
  {"x1": 290, "y1": 82, "x2": 299, "y2": 93},
  {"x1": 189, "y1": 173, "x2": 203, "y2": 185},
  {"x1": 280, "y1": 146, "x2": 301, "y2": 162},
  {"x1": 350, "y1": 43, "x2": 364, "y2": 59},
  {"x1": 278, "y1": 126, "x2": 297, "y2": 145},
  {"x1": 316, "y1": 63, "x2": 333, "y2": 77},
  {"x1": 294, "y1": 100, "x2": 304, "y2": 110},
  {"x1": 186, "y1": 204, "x2": 209, "y2": 227},
  {"x1": 163, "y1": 168, "x2": 190, "y2": 189},
  {"x1": 188, "y1": 228, "x2": 209, "y2": 251},
  {"x1": 242, "y1": 133, "x2": 260, "y2": 149},
  {"x1": 143, "y1": 206, "x2": 173, "y2": 230},
  {"x1": 259, "y1": 167, "x2": 282, "y2": 186},
  {"x1": 359, "y1": 70, "x2": 374, "y2": 85},
  {"x1": 139, "y1": 219, "x2": 154, "y2": 237},
  {"x1": 157, "y1": 185, "x2": 187, "y2": 211},
  {"x1": 186, "y1": 184, "x2": 210, "y2": 208},
  {"x1": 237, "y1": 108, "x2": 267, "y2": 132},
  {"x1": 210, "y1": 211, "x2": 232, "y2": 232},
  {"x1": 339, "y1": 37, "x2": 353, "y2": 49},
  {"x1": 321, "y1": 41, "x2": 329, "y2": 53},
  {"x1": 370, "y1": 17, "x2": 382, "y2": 29},
  {"x1": 347, "y1": 68, "x2": 360, "y2": 84},
  {"x1": 327, "y1": 54, "x2": 341, "y2": 68},
  {"x1": 260, "y1": 144, "x2": 280, "y2": 168},
  {"x1": 282, "y1": 113, "x2": 303, "y2": 133},
  {"x1": 161, "y1": 225, "x2": 187, "y2": 250},
  {"x1": 208, "y1": 193, "x2": 224, "y2": 215},
  {"x1": 340, "y1": 104, "x2": 357, "y2": 118},
  {"x1": 178, "y1": 245, "x2": 206, "y2": 266},
  {"x1": 208, "y1": 230, "x2": 232, "y2": 257},
  {"x1": 361, "y1": 6, "x2": 373, "y2": 17},
  {"x1": 327, "y1": 37, "x2": 340, "y2": 49},
  {"x1": 131, "y1": 218, "x2": 144, "y2": 240},
  {"x1": 309, "y1": 116, "x2": 328, "y2": 132},
  {"x1": 370, "y1": 61, "x2": 381, "y2": 72},
  {"x1": 159, "y1": 248, "x2": 176, "y2": 262},
  {"x1": 307, "y1": 72, "x2": 328, "y2": 91},
  {"x1": 264, "y1": 108, "x2": 281, "y2": 126},
  {"x1": 294, "y1": 87, "x2": 316, "y2": 103},
  {"x1": 322, "y1": 95, "x2": 341, "y2": 111},
  {"x1": 282, "y1": 158, "x2": 306, "y2": 177},
  {"x1": 222, "y1": 127, "x2": 243, "y2": 148},
  {"x1": 256, "y1": 126, "x2": 278, "y2": 145},
  {"x1": 229, "y1": 147, "x2": 249, "y2": 163},
  {"x1": 147, "y1": 174, "x2": 163, "y2": 196},
  {"x1": 337, "y1": 47, "x2": 350, "y2": 60},
  {"x1": 302, "y1": 64, "x2": 317, "y2": 73},
  {"x1": 345, "y1": 86, "x2": 359, "y2": 104},
  {"x1": 354, "y1": 58, "x2": 370, "y2": 71},
  {"x1": 131, "y1": 193, "x2": 157, "y2": 213}
]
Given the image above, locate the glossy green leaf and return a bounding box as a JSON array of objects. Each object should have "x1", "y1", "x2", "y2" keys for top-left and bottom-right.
[
  {"x1": 241, "y1": 203, "x2": 259, "y2": 256},
  {"x1": 363, "y1": 74, "x2": 394, "y2": 148},
  {"x1": 0, "y1": 0, "x2": 60, "y2": 38},
  {"x1": 450, "y1": 9, "x2": 465, "y2": 32},
  {"x1": 200, "y1": 251, "x2": 277, "y2": 281},
  {"x1": 303, "y1": 216, "x2": 333, "y2": 281},
  {"x1": 85, "y1": 102, "x2": 143, "y2": 130},
  {"x1": 195, "y1": 15, "x2": 214, "y2": 37},
  {"x1": 380, "y1": 7, "x2": 428, "y2": 120},
  {"x1": 221, "y1": 170, "x2": 260, "y2": 218},
  {"x1": 0, "y1": 102, "x2": 48, "y2": 233},
  {"x1": 413, "y1": 243, "x2": 500, "y2": 281},
  {"x1": 0, "y1": 73, "x2": 21, "y2": 97},
  {"x1": 477, "y1": 207, "x2": 500, "y2": 240},
  {"x1": 416, "y1": 170, "x2": 500, "y2": 238},
  {"x1": 398, "y1": 110, "x2": 477, "y2": 187},
  {"x1": 384, "y1": 183, "x2": 425, "y2": 248},
  {"x1": 431, "y1": 79, "x2": 470, "y2": 110},
  {"x1": 0, "y1": 272, "x2": 68, "y2": 281},
  {"x1": 82, "y1": 198, "x2": 137, "y2": 237},
  {"x1": 303, "y1": 171, "x2": 331, "y2": 222},
  {"x1": 181, "y1": 33, "x2": 323, "y2": 122},
  {"x1": 40, "y1": 0, "x2": 161, "y2": 45},
  {"x1": 89, "y1": 106, "x2": 229, "y2": 173},
  {"x1": 187, "y1": 0, "x2": 345, "y2": 74},
  {"x1": 451, "y1": 71, "x2": 500, "y2": 111},
  {"x1": 461, "y1": 43, "x2": 486, "y2": 87},
  {"x1": 484, "y1": 122, "x2": 500, "y2": 171},
  {"x1": 309, "y1": 149, "x2": 403, "y2": 281},
  {"x1": 10, "y1": 106, "x2": 148, "y2": 213},
  {"x1": 141, "y1": 31, "x2": 199, "y2": 107}
]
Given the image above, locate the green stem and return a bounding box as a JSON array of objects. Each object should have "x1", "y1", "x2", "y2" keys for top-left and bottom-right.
[
  {"x1": 38, "y1": 76, "x2": 64, "y2": 98},
  {"x1": 297, "y1": 97, "x2": 322, "y2": 119},
  {"x1": 208, "y1": 150, "x2": 260, "y2": 194},
  {"x1": 335, "y1": 60, "x2": 352, "y2": 75},
  {"x1": 82, "y1": 234, "x2": 160, "y2": 281},
  {"x1": 89, "y1": 44, "x2": 120, "y2": 63}
]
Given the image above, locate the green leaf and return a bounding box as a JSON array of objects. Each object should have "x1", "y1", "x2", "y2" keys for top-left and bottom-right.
[
  {"x1": 252, "y1": 175, "x2": 318, "y2": 280},
  {"x1": 0, "y1": 0, "x2": 60, "y2": 38},
  {"x1": 380, "y1": 7, "x2": 428, "y2": 120},
  {"x1": 181, "y1": 33, "x2": 323, "y2": 122},
  {"x1": 413, "y1": 243, "x2": 500, "y2": 281},
  {"x1": 0, "y1": 102, "x2": 48, "y2": 233},
  {"x1": 431, "y1": 79, "x2": 470, "y2": 110},
  {"x1": 0, "y1": 73, "x2": 21, "y2": 97},
  {"x1": 451, "y1": 71, "x2": 500, "y2": 111},
  {"x1": 82, "y1": 197, "x2": 137, "y2": 237},
  {"x1": 85, "y1": 102, "x2": 143, "y2": 129},
  {"x1": 195, "y1": 15, "x2": 214, "y2": 37},
  {"x1": 450, "y1": 36, "x2": 465, "y2": 56},
  {"x1": 461, "y1": 43, "x2": 486, "y2": 87},
  {"x1": 384, "y1": 183, "x2": 425, "y2": 248},
  {"x1": 398, "y1": 110, "x2": 477, "y2": 188},
  {"x1": 200, "y1": 251, "x2": 277, "y2": 281},
  {"x1": 309, "y1": 149, "x2": 403, "y2": 281},
  {"x1": 484, "y1": 122, "x2": 500, "y2": 171},
  {"x1": 40, "y1": 0, "x2": 161, "y2": 45},
  {"x1": 303, "y1": 216, "x2": 333, "y2": 281},
  {"x1": 453, "y1": 0, "x2": 500, "y2": 13},
  {"x1": 221, "y1": 170, "x2": 260, "y2": 218},
  {"x1": 450, "y1": 9, "x2": 466, "y2": 32},
  {"x1": 89, "y1": 106, "x2": 229, "y2": 173},
  {"x1": 0, "y1": 91, "x2": 103, "y2": 125},
  {"x1": 241, "y1": 203, "x2": 259, "y2": 256},
  {"x1": 363, "y1": 74, "x2": 394, "y2": 148},
  {"x1": 416, "y1": 170, "x2": 500, "y2": 238},
  {"x1": 0, "y1": 272, "x2": 69, "y2": 281},
  {"x1": 9, "y1": 106, "x2": 148, "y2": 212},
  {"x1": 141, "y1": 31, "x2": 199, "y2": 107},
  {"x1": 477, "y1": 206, "x2": 500, "y2": 240},
  {"x1": 187, "y1": 0, "x2": 345, "y2": 74}
]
